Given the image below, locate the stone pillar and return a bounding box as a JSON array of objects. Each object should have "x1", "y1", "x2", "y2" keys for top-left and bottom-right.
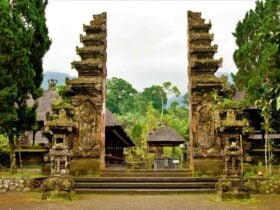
[
  {"x1": 187, "y1": 11, "x2": 224, "y2": 174},
  {"x1": 67, "y1": 12, "x2": 107, "y2": 175}
]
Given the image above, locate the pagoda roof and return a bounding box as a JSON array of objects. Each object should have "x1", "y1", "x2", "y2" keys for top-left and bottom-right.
[
  {"x1": 189, "y1": 23, "x2": 211, "y2": 31},
  {"x1": 191, "y1": 75, "x2": 224, "y2": 87},
  {"x1": 189, "y1": 33, "x2": 214, "y2": 41},
  {"x1": 190, "y1": 58, "x2": 222, "y2": 69},
  {"x1": 190, "y1": 44, "x2": 218, "y2": 54},
  {"x1": 76, "y1": 46, "x2": 105, "y2": 55},
  {"x1": 80, "y1": 34, "x2": 106, "y2": 43},
  {"x1": 83, "y1": 24, "x2": 106, "y2": 33},
  {"x1": 72, "y1": 60, "x2": 103, "y2": 69},
  {"x1": 147, "y1": 126, "x2": 185, "y2": 146}
]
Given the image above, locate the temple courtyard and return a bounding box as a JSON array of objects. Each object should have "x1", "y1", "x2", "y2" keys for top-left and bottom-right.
[{"x1": 0, "y1": 192, "x2": 279, "y2": 210}]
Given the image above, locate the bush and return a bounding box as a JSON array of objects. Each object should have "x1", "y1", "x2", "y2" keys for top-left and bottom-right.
[{"x1": 0, "y1": 135, "x2": 10, "y2": 168}]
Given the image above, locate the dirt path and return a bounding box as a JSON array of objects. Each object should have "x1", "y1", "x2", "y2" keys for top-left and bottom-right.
[{"x1": 0, "y1": 192, "x2": 279, "y2": 210}]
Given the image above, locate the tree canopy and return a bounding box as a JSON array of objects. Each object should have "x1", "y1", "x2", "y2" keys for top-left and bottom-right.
[
  {"x1": 106, "y1": 77, "x2": 139, "y2": 114},
  {"x1": 233, "y1": 0, "x2": 280, "y2": 104},
  {"x1": 106, "y1": 77, "x2": 188, "y2": 149},
  {"x1": 233, "y1": 0, "x2": 280, "y2": 175},
  {"x1": 0, "y1": 0, "x2": 51, "y2": 141}
]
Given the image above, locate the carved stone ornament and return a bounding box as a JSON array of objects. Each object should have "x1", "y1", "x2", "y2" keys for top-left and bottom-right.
[
  {"x1": 78, "y1": 100, "x2": 98, "y2": 150},
  {"x1": 80, "y1": 100, "x2": 96, "y2": 123},
  {"x1": 197, "y1": 105, "x2": 215, "y2": 149}
]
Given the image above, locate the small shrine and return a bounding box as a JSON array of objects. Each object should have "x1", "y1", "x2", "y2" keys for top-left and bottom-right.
[
  {"x1": 45, "y1": 109, "x2": 75, "y2": 176},
  {"x1": 148, "y1": 126, "x2": 185, "y2": 169},
  {"x1": 42, "y1": 109, "x2": 76, "y2": 199},
  {"x1": 216, "y1": 109, "x2": 248, "y2": 177}
]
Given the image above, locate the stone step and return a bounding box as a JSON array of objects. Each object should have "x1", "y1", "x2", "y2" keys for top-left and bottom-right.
[
  {"x1": 75, "y1": 182, "x2": 217, "y2": 189},
  {"x1": 101, "y1": 173, "x2": 192, "y2": 177},
  {"x1": 74, "y1": 177, "x2": 219, "y2": 182},
  {"x1": 74, "y1": 188, "x2": 217, "y2": 194},
  {"x1": 102, "y1": 169, "x2": 192, "y2": 173}
]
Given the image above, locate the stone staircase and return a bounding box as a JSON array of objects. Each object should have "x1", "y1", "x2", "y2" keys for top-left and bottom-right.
[{"x1": 74, "y1": 169, "x2": 219, "y2": 194}]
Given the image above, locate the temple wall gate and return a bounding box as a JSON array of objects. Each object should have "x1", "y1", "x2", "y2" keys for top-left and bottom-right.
[
  {"x1": 187, "y1": 11, "x2": 224, "y2": 174},
  {"x1": 67, "y1": 12, "x2": 107, "y2": 175}
]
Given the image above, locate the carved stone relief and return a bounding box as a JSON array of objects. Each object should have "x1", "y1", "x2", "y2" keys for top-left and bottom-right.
[
  {"x1": 78, "y1": 100, "x2": 98, "y2": 151},
  {"x1": 197, "y1": 105, "x2": 215, "y2": 149}
]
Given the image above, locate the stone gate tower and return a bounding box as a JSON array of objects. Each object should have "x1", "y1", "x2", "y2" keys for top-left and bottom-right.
[
  {"x1": 187, "y1": 11, "x2": 224, "y2": 173},
  {"x1": 67, "y1": 12, "x2": 107, "y2": 174}
]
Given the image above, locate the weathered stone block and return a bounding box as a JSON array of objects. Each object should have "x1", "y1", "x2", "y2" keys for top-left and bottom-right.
[
  {"x1": 219, "y1": 191, "x2": 250, "y2": 200},
  {"x1": 23, "y1": 187, "x2": 31, "y2": 192},
  {"x1": 70, "y1": 158, "x2": 100, "y2": 176},
  {"x1": 193, "y1": 158, "x2": 223, "y2": 175}
]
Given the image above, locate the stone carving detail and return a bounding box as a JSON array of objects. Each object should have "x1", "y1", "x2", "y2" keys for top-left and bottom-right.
[
  {"x1": 80, "y1": 101, "x2": 96, "y2": 124},
  {"x1": 66, "y1": 12, "x2": 107, "y2": 157},
  {"x1": 197, "y1": 105, "x2": 215, "y2": 149},
  {"x1": 187, "y1": 11, "x2": 224, "y2": 160},
  {"x1": 78, "y1": 101, "x2": 97, "y2": 150}
]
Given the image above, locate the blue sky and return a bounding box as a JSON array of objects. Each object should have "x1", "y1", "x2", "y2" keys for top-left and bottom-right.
[{"x1": 44, "y1": 0, "x2": 256, "y2": 93}]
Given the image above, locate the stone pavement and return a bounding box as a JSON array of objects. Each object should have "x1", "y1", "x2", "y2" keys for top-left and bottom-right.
[{"x1": 0, "y1": 192, "x2": 279, "y2": 210}]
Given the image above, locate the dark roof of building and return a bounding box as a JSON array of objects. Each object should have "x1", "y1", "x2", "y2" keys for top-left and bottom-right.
[
  {"x1": 105, "y1": 109, "x2": 134, "y2": 147},
  {"x1": 147, "y1": 126, "x2": 185, "y2": 145},
  {"x1": 105, "y1": 109, "x2": 122, "y2": 127},
  {"x1": 33, "y1": 88, "x2": 134, "y2": 146},
  {"x1": 232, "y1": 89, "x2": 258, "y2": 109},
  {"x1": 35, "y1": 89, "x2": 120, "y2": 127},
  {"x1": 37, "y1": 89, "x2": 59, "y2": 122},
  {"x1": 27, "y1": 89, "x2": 59, "y2": 122},
  {"x1": 232, "y1": 90, "x2": 245, "y2": 101}
]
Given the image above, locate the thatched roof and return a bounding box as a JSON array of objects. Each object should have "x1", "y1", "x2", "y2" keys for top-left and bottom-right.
[
  {"x1": 35, "y1": 89, "x2": 120, "y2": 127},
  {"x1": 37, "y1": 89, "x2": 59, "y2": 122},
  {"x1": 33, "y1": 89, "x2": 134, "y2": 146},
  {"x1": 27, "y1": 89, "x2": 59, "y2": 122},
  {"x1": 105, "y1": 109, "x2": 122, "y2": 127},
  {"x1": 232, "y1": 90, "x2": 245, "y2": 101},
  {"x1": 105, "y1": 109, "x2": 134, "y2": 147},
  {"x1": 147, "y1": 126, "x2": 185, "y2": 146}
]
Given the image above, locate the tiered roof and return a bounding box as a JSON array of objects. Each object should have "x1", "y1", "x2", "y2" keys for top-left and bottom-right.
[
  {"x1": 71, "y1": 13, "x2": 107, "y2": 77},
  {"x1": 188, "y1": 11, "x2": 223, "y2": 84}
]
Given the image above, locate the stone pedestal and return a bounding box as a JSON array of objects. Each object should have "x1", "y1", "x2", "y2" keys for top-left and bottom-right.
[
  {"x1": 42, "y1": 176, "x2": 75, "y2": 200},
  {"x1": 217, "y1": 178, "x2": 250, "y2": 200}
]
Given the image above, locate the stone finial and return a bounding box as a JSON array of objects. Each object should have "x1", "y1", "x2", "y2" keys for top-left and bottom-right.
[{"x1": 48, "y1": 79, "x2": 57, "y2": 90}]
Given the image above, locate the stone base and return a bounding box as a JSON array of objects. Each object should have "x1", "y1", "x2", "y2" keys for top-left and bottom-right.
[
  {"x1": 42, "y1": 190, "x2": 75, "y2": 200},
  {"x1": 70, "y1": 158, "x2": 100, "y2": 176},
  {"x1": 193, "y1": 158, "x2": 223, "y2": 176},
  {"x1": 218, "y1": 191, "x2": 250, "y2": 200}
]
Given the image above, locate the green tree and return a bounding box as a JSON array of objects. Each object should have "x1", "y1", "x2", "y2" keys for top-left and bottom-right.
[
  {"x1": 141, "y1": 82, "x2": 180, "y2": 124},
  {"x1": 0, "y1": 0, "x2": 51, "y2": 172},
  {"x1": 106, "y1": 77, "x2": 139, "y2": 114},
  {"x1": 233, "y1": 0, "x2": 280, "y2": 175},
  {"x1": 164, "y1": 101, "x2": 189, "y2": 140},
  {"x1": 141, "y1": 85, "x2": 166, "y2": 112},
  {"x1": 233, "y1": 0, "x2": 279, "y2": 105}
]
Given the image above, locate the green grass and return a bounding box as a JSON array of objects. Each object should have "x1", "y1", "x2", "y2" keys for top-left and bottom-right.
[{"x1": 0, "y1": 171, "x2": 48, "y2": 179}]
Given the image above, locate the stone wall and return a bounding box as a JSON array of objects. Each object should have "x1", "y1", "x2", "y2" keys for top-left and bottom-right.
[
  {"x1": 0, "y1": 177, "x2": 32, "y2": 194},
  {"x1": 247, "y1": 177, "x2": 280, "y2": 194}
]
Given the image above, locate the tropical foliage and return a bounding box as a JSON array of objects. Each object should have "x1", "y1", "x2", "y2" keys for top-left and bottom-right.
[
  {"x1": 0, "y1": 0, "x2": 51, "y2": 172},
  {"x1": 106, "y1": 77, "x2": 189, "y2": 167},
  {"x1": 233, "y1": 0, "x2": 280, "y2": 175}
]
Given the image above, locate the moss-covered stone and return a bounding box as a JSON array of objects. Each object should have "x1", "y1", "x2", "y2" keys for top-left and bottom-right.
[{"x1": 70, "y1": 158, "x2": 100, "y2": 176}]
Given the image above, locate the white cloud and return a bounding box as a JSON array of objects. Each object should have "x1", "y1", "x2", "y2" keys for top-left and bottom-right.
[{"x1": 44, "y1": 0, "x2": 256, "y2": 93}]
